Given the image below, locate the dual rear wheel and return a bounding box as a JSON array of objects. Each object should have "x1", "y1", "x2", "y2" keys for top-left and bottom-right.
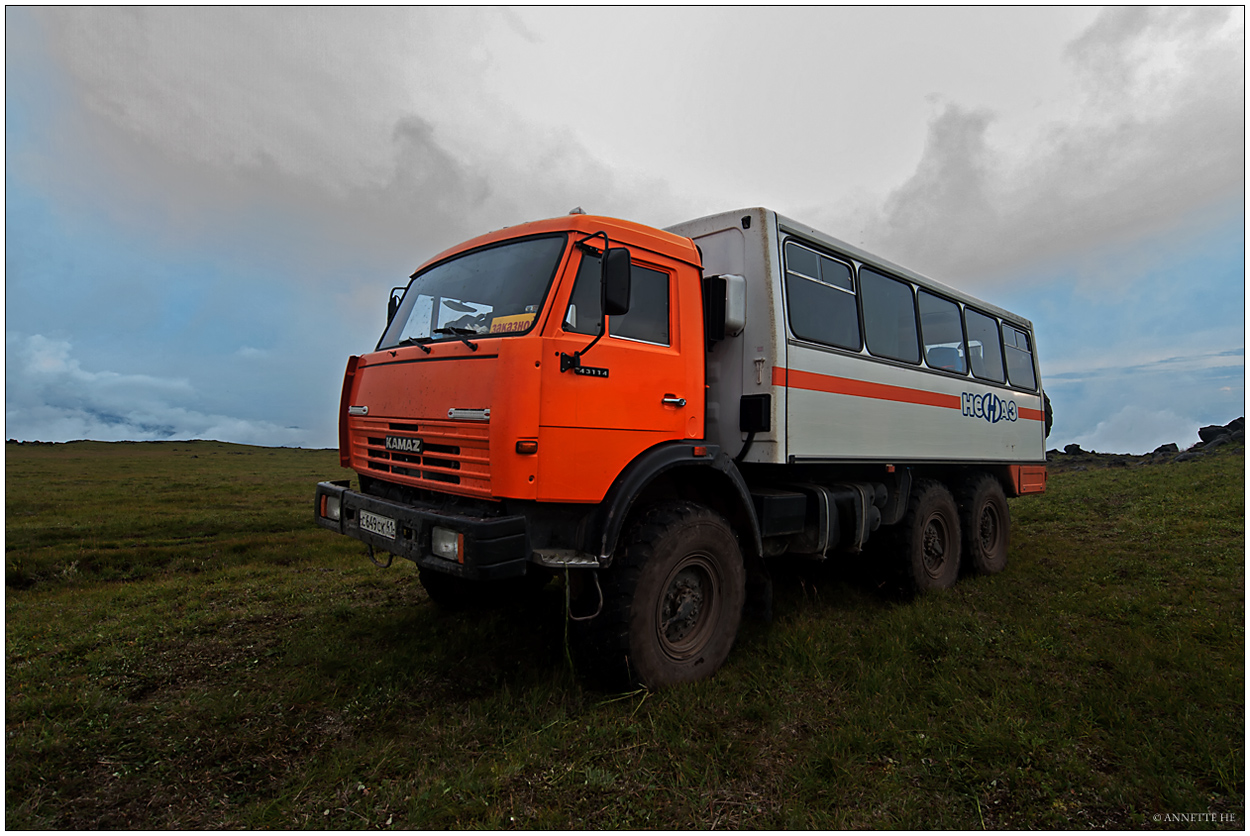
[{"x1": 895, "y1": 475, "x2": 1011, "y2": 594}]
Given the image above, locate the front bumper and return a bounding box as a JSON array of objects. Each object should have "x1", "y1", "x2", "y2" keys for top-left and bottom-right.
[{"x1": 314, "y1": 481, "x2": 529, "y2": 580}]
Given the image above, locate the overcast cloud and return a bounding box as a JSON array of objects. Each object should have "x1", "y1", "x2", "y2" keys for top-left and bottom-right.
[
  {"x1": 6, "y1": 7, "x2": 1244, "y2": 453},
  {"x1": 853, "y1": 6, "x2": 1244, "y2": 282}
]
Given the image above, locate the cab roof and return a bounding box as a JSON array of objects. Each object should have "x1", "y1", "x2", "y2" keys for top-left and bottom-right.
[{"x1": 411, "y1": 213, "x2": 703, "y2": 277}]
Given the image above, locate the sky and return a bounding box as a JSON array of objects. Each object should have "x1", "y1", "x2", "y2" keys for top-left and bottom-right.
[{"x1": 5, "y1": 7, "x2": 1245, "y2": 454}]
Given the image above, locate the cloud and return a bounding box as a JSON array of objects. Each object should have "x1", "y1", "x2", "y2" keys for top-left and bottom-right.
[
  {"x1": 21, "y1": 7, "x2": 690, "y2": 280},
  {"x1": 1069, "y1": 405, "x2": 1203, "y2": 455},
  {"x1": 850, "y1": 6, "x2": 1243, "y2": 283},
  {"x1": 1043, "y1": 347, "x2": 1244, "y2": 382},
  {"x1": 5, "y1": 334, "x2": 310, "y2": 445}
]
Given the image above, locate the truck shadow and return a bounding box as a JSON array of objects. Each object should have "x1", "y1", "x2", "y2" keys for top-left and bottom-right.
[
  {"x1": 284, "y1": 554, "x2": 910, "y2": 700},
  {"x1": 287, "y1": 579, "x2": 576, "y2": 699}
]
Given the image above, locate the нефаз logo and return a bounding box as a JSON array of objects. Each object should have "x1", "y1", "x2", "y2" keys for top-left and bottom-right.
[{"x1": 961, "y1": 391, "x2": 1018, "y2": 423}]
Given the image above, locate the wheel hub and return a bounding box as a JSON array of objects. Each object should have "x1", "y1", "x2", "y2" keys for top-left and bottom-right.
[
  {"x1": 922, "y1": 518, "x2": 948, "y2": 576},
  {"x1": 661, "y1": 567, "x2": 705, "y2": 644},
  {"x1": 979, "y1": 506, "x2": 999, "y2": 549}
]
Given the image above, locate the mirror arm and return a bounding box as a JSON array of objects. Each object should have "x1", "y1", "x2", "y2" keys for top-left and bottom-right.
[
  {"x1": 560, "y1": 321, "x2": 607, "y2": 372},
  {"x1": 563, "y1": 230, "x2": 617, "y2": 373}
]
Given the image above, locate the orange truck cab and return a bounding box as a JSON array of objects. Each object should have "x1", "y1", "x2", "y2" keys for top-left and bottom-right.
[{"x1": 315, "y1": 208, "x2": 1050, "y2": 688}]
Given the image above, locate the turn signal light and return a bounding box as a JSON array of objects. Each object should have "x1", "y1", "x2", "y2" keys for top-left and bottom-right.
[{"x1": 516, "y1": 440, "x2": 538, "y2": 455}]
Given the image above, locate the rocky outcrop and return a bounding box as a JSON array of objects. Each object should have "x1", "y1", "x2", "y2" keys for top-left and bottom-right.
[
  {"x1": 1178, "y1": 417, "x2": 1244, "y2": 463},
  {"x1": 1047, "y1": 417, "x2": 1244, "y2": 471}
]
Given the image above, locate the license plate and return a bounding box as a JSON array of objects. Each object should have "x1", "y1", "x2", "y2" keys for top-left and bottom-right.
[{"x1": 359, "y1": 509, "x2": 397, "y2": 540}]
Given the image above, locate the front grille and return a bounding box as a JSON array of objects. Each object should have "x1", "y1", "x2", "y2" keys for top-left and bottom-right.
[{"x1": 349, "y1": 417, "x2": 490, "y2": 498}]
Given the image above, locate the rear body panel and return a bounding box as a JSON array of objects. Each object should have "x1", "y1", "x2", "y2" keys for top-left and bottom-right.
[{"x1": 667, "y1": 208, "x2": 1046, "y2": 466}]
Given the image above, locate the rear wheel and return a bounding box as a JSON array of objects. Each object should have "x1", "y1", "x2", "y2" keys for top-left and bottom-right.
[
  {"x1": 894, "y1": 480, "x2": 962, "y2": 594},
  {"x1": 573, "y1": 502, "x2": 745, "y2": 689},
  {"x1": 959, "y1": 475, "x2": 1010, "y2": 575}
]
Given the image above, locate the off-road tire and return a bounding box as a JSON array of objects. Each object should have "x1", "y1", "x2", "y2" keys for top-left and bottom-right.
[
  {"x1": 418, "y1": 566, "x2": 549, "y2": 611},
  {"x1": 572, "y1": 502, "x2": 746, "y2": 689},
  {"x1": 893, "y1": 480, "x2": 962, "y2": 594},
  {"x1": 958, "y1": 474, "x2": 1010, "y2": 575}
]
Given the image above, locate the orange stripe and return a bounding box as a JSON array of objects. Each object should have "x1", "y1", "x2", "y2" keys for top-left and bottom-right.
[
  {"x1": 775, "y1": 366, "x2": 1045, "y2": 421},
  {"x1": 778, "y1": 366, "x2": 961, "y2": 410}
]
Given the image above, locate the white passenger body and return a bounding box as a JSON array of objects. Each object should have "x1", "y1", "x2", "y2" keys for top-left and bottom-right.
[{"x1": 667, "y1": 208, "x2": 1047, "y2": 466}]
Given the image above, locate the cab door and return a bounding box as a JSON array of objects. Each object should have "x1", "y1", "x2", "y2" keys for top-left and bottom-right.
[{"x1": 537, "y1": 245, "x2": 702, "y2": 502}]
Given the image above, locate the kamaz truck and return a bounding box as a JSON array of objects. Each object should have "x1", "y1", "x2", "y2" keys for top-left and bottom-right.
[{"x1": 315, "y1": 208, "x2": 1050, "y2": 687}]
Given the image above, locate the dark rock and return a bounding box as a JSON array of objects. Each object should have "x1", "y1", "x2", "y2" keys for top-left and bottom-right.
[
  {"x1": 1174, "y1": 451, "x2": 1204, "y2": 463},
  {"x1": 1152, "y1": 442, "x2": 1179, "y2": 454},
  {"x1": 1204, "y1": 435, "x2": 1230, "y2": 451},
  {"x1": 1233, "y1": 429, "x2": 1244, "y2": 443},
  {"x1": 1227, "y1": 417, "x2": 1245, "y2": 433},
  {"x1": 1199, "y1": 425, "x2": 1232, "y2": 444},
  {"x1": 1109, "y1": 459, "x2": 1128, "y2": 467},
  {"x1": 1064, "y1": 443, "x2": 1084, "y2": 455}
]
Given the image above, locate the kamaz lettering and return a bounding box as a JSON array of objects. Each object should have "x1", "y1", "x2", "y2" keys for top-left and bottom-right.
[
  {"x1": 962, "y1": 391, "x2": 1018, "y2": 423},
  {"x1": 384, "y1": 436, "x2": 424, "y2": 454}
]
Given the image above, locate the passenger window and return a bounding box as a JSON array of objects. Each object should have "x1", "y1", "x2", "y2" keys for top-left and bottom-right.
[
  {"x1": 1003, "y1": 324, "x2": 1037, "y2": 390},
  {"x1": 612, "y1": 264, "x2": 669, "y2": 344},
  {"x1": 917, "y1": 290, "x2": 967, "y2": 374},
  {"x1": 784, "y1": 240, "x2": 860, "y2": 350},
  {"x1": 965, "y1": 308, "x2": 1005, "y2": 383},
  {"x1": 564, "y1": 254, "x2": 670, "y2": 346},
  {"x1": 860, "y1": 267, "x2": 919, "y2": 364}
]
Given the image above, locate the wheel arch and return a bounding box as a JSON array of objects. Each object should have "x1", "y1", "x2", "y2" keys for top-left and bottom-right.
[{"x1": 581, "y1": 441, "x2": 763, "y2": 566}]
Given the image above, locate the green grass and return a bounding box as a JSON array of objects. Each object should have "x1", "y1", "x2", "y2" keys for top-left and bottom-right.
[{"x1": 6, "y1": 440, "x2": 1244, "y2": 828}]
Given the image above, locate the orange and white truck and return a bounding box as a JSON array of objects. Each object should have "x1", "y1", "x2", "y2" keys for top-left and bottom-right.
[{"x1": 315, "y1": 208, "x2": 1050, "y2": 687}]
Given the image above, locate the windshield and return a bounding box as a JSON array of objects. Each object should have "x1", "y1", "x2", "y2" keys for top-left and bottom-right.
[{"x1": 378, "y1": 234, "x2": 567, "y2": 349}]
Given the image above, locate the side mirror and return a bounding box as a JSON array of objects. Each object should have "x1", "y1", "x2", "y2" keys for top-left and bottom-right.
[{"x1": 602, "y1": 247, "x2": 631, "y2": 317}]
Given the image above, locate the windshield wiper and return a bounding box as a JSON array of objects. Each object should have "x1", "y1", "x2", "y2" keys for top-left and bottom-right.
[
  {"x1": 433, "y1": 327, "x2": 480, "y2": 351},
  {"x1": 397, "y1": 336, "x2": 433, "y2": 354}
]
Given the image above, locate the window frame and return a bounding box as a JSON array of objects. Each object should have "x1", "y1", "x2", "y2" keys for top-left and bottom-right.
[
  {"x1": 1002, "y1": 322, "x2": 1039, "y2": 392},
  {"x1": 916, "y1": 288, "x2": 970, "y2": 376},
  {"x1": 858, "y1": 264, "x2": 921, "y2": 366},
  {"x1": 378, "y1": 232, "x2": 569, "y2": 351},
  {"x1": 562, "y1": 249, "x2": 674, "y2": 348},
  {"x1": 782, "y1": 238, "x2": 863, "y2": 352},
  {"x1": 963, "y1": 305, "x2": 1007, "y2": 385}
]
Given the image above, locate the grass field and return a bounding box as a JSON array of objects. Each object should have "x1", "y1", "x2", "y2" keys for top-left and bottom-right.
[{"x1": 5, "y1": 440, "x2": 1244, "y2": 828}]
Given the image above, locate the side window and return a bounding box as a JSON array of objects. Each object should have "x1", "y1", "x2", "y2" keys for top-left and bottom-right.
[
  {"x1": 965, "y1": 308, "x2": 1005, "y2": 383},
  {"x1": 612, "y1": 264, "x2": 669, "y2": 345},
  {"x1": 918, "y1": 290, "x2": 967, "y2": 373},
  {"x1": 564, "y1": 254, "x2": 670, "y2": 346},
  {"x1": 860, "y1": 267, "x2": 919, "y2": 364},
  {"x1": 1003, "y1": 324, "x2": 1037, "y2": 390},
  {"x1": 784, "y1": 240, "x2": 860, "y2": 350}
]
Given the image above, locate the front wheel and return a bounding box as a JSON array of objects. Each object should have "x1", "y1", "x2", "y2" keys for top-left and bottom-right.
[{"x1": 573, "y1": 502, "x2": 746, "y2": 689}]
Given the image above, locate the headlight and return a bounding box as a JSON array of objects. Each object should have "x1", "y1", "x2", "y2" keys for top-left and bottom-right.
[
  {"x1": 431, "y1": 527, "x2": 462, "y2": 562},
  {"x1": 322, "y1": 495, "x2": 341, "y2": 522}
]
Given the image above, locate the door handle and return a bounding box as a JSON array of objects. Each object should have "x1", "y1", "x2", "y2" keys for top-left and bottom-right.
[{"x1": 662, "y1": 396, "x2": 687, "y2": 407}]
